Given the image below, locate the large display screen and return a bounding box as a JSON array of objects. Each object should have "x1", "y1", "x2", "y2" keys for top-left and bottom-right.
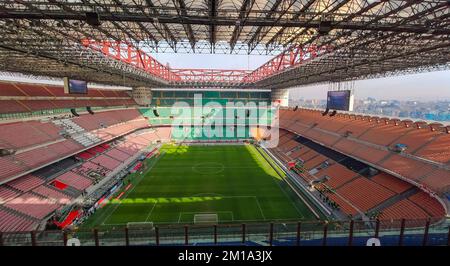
[
  {"x1": 64, "y1": 77, "x2": 88, "y2": 94},
  {"x1": 326, "y1": 90, "x2": 354, "y2": 111}
]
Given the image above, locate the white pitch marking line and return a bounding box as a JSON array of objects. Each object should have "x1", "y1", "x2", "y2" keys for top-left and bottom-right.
[{"x1": 144, "y1": 202, "x2": 157, "y2": 222}]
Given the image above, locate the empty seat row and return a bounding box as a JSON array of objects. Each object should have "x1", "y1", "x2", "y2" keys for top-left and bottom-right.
[
  {"x1": 6, "y1": 174, "x2": 45, "y2": 192},
  {"x1": 279, "y1": 108, "x2": 449, "y2": 164},
  {"x1": 0, "y1": 209, "x2": 37, "y2": 232},
  {"x1": 271, "y1": 128, "x2": 446, "y2": 222},
  {"x1": 55, "y1": 172, "x2": 93, "y2": 191},
  {"x1": 4, "y1": 192, "x2": 61, "y2": 219},
  {"x1": 0, "y1": 186, "x2": 21, "y2": 203},
  {"x1": 278, "y1": 108, "x2": 450, "y2": 196},
  {"x1": 336, "y1": 177, "x2": 396, "y2": 212},
  {"x1": 90, "y1": 155, "x2": 122, "y2": 171},
  {"x1": 32, "y1": 185, "x2": 72, "y2": 204},
  {"x1": 105, "y1": 148, "x2": 132, "y2": 162}
]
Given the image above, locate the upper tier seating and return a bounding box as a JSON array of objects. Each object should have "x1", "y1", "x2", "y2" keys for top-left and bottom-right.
[
  {"x1": 0, "y1": 81, "x2": 136, "y2": 114},
  {"x1": 0, "y1": 121, "x2": 61, "y2": 149},
  {"x1": 0, "y1": 157, "x2": 27, "y2": 183},
  {"x1": 154, "y1": 127, "x2": 172, "y2": 140},
  {"x1": 13, "y1": 140, "x2": 83, "y2": 169},
  {"x1": 414, "y1": 134, "x2": 450, "y2": 163}
]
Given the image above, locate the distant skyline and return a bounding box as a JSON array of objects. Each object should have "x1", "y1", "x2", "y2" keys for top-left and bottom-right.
[{"x1": 289, "y1": 70, "x2": 450, "y2": 102}]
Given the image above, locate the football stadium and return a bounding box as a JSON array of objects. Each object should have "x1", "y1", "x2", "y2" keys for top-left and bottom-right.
[{"x1": 0, "y1": 0, "x2": 449, "y2": 249}]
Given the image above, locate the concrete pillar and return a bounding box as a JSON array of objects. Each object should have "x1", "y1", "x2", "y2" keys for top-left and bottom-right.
[
  {"x1": 271, "y1": 88, "x2": 289, "y2": 107},
  {"x1": 132, "y1": 87, "x2": 152, "y2": 106}
]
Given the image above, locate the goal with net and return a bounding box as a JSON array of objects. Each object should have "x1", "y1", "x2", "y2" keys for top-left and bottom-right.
[{"x1": 193, "y1": 213, "x2": 219, "y2": 224}]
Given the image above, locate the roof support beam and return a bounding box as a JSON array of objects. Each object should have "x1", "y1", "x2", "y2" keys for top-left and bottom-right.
[
  {"x1": 144, "y1": 0, "x2": 178, "y2": 51},
  {"x1": 208, "y1": 0, "x2": 217, "y2": 52},
  {"x1": 248, "y1": 0, "x2": 294, "y2": 53},
  {"x1": 229, "y1": 0, "x2": 255, "y2": 52},
  {"x1": 173, "y1": 0, "x2": 196, "y2": 51},
  {"x1": 265, "y1": 0, "x2": 316, "y2": 49},
  {"x1": 280, "y1": 0, "x2": 352, "y2": 47},
  {"x1": 1, "y1": 9, "x2": 449, "y2": 36}
]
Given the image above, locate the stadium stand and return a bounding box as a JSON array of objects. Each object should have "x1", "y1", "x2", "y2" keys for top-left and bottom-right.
[
  {"x1": 270, "y1": 128, "x2": 447, "y2": 222},
  {"x1": 0, "y1": 209, "x2": 37, "y2": 232},
  {"x1": 336, "y1": 177, "x2": 396, "y2": 212},
  {"x1": 278, "y1": 108, "x2": 450, "y2": 195},
  {"x1": 317, "y1": 164, "x2": 358, "y2": 189},
  {"x1": 71, "y1": 161, "x2": 110, "y2": 179},
  {"x1": 32, "y1": 185, "x2": 72, "y2": 204},
  {"x1": 6, "y1": 174, "x2": 45, "y2": 192},
  {"x1": 0, "y1": 81, "x2": 136, "y2": 117},
  {"x1": 0, "y1": 120, "x2": 61, "y2": 149},
  {"x1": 91, "y1": 155, "x2": 122, "y2": 171},
  {"x1": 408, "y1": 191, "x2": 446, "y2": 218},
  {"x1": 4, "y1": 192, "x2": 61, "y2": 219},
  {"x1": 379, "y1": 199, "x2": 430, "y2": 221},
  {"x1": 0, "y1": 108, "x2": 149, "y2": 184},
  {"x1": 0, "y1": 186, "x2": 21, "y2": 203},
  {"x1": 105, "y1": 148, "x2": 132, "y2": 162},
  {"x1": 0, "y1": 144, "x2": 126, "y2": 231},
  {"x1": 0, "y1": 102, "x2": 447, "y2": 234},
  {"x1": 371, "y1": 173, "x2": 413, "y2": 194},
  {"x1": 54, "y1": 172, "x2": 92, "y2": 191}
]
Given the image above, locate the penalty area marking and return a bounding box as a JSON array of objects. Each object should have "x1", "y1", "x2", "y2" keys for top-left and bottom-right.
[
  {"x1": 176, "y1": 195, "x2": 266, "y2": 223},
  {"x1": 178, "y1": 211, "x2": 234, "y2": 223},
  {"x1": 100, "y1": 152, "x2": 165, "y2": 226},
  {"x1": 144, "y1": 202, "x2": 157, "y2": 222}
]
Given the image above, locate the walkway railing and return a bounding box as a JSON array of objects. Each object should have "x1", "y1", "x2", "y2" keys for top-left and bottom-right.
[{"x1": 1, "y1": 219, "x2": 448, "y2": 246}]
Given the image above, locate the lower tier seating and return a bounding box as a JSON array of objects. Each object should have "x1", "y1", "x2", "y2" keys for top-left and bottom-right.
[
  {"x1": 271, "y1": 129, "x2": 447, "y2": 222},
  {"x1": 4, "y1": 192, "x2": 61, "y2": 219},
  {"x1": 0, "y1": 109, "x2": 149, "y2": 184},
  {"x1": 0, "y1": 209, "x2": 37, "y2": 232},
  {"x1": 55, "y1": 172, "x2": 93, "y2": 191},
  {"x1": 6, "y1": 175, "x2": 45, "y2": 192}
]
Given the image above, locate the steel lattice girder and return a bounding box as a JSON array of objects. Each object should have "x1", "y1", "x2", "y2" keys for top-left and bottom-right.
[{"x1": 0, "y1": 0, "x2": 449, "y2": 88}]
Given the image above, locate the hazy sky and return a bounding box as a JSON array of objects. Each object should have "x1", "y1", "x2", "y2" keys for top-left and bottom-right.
[
  {"x1": 290, "y1": 70, "x2": 450, "y2": 102},
  {"x1": 155, "y1": 53, "x2": 450, "y2": 102}
]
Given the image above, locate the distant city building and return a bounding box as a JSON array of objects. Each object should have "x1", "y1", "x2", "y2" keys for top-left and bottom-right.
[{"x1": 289, "y1": 97, "x2": 450, "y2": 122}]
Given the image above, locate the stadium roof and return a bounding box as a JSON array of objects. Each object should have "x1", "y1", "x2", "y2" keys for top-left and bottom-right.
[{"x1": 0, "y1": 0, "x2": 449, "y2": 88}]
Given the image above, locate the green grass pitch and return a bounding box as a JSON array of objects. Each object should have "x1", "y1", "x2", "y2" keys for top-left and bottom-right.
[{"x1": 82, "y1": 144, "x2": 316, "y2": 228}]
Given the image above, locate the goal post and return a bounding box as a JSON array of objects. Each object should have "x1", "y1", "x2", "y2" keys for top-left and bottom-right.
[
  {"x1": 126, "y1": 222, "x2": 154, "y2": 230},
  {"x1": 193, "y1": 213, "x2": 219, "y2": 224}
]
